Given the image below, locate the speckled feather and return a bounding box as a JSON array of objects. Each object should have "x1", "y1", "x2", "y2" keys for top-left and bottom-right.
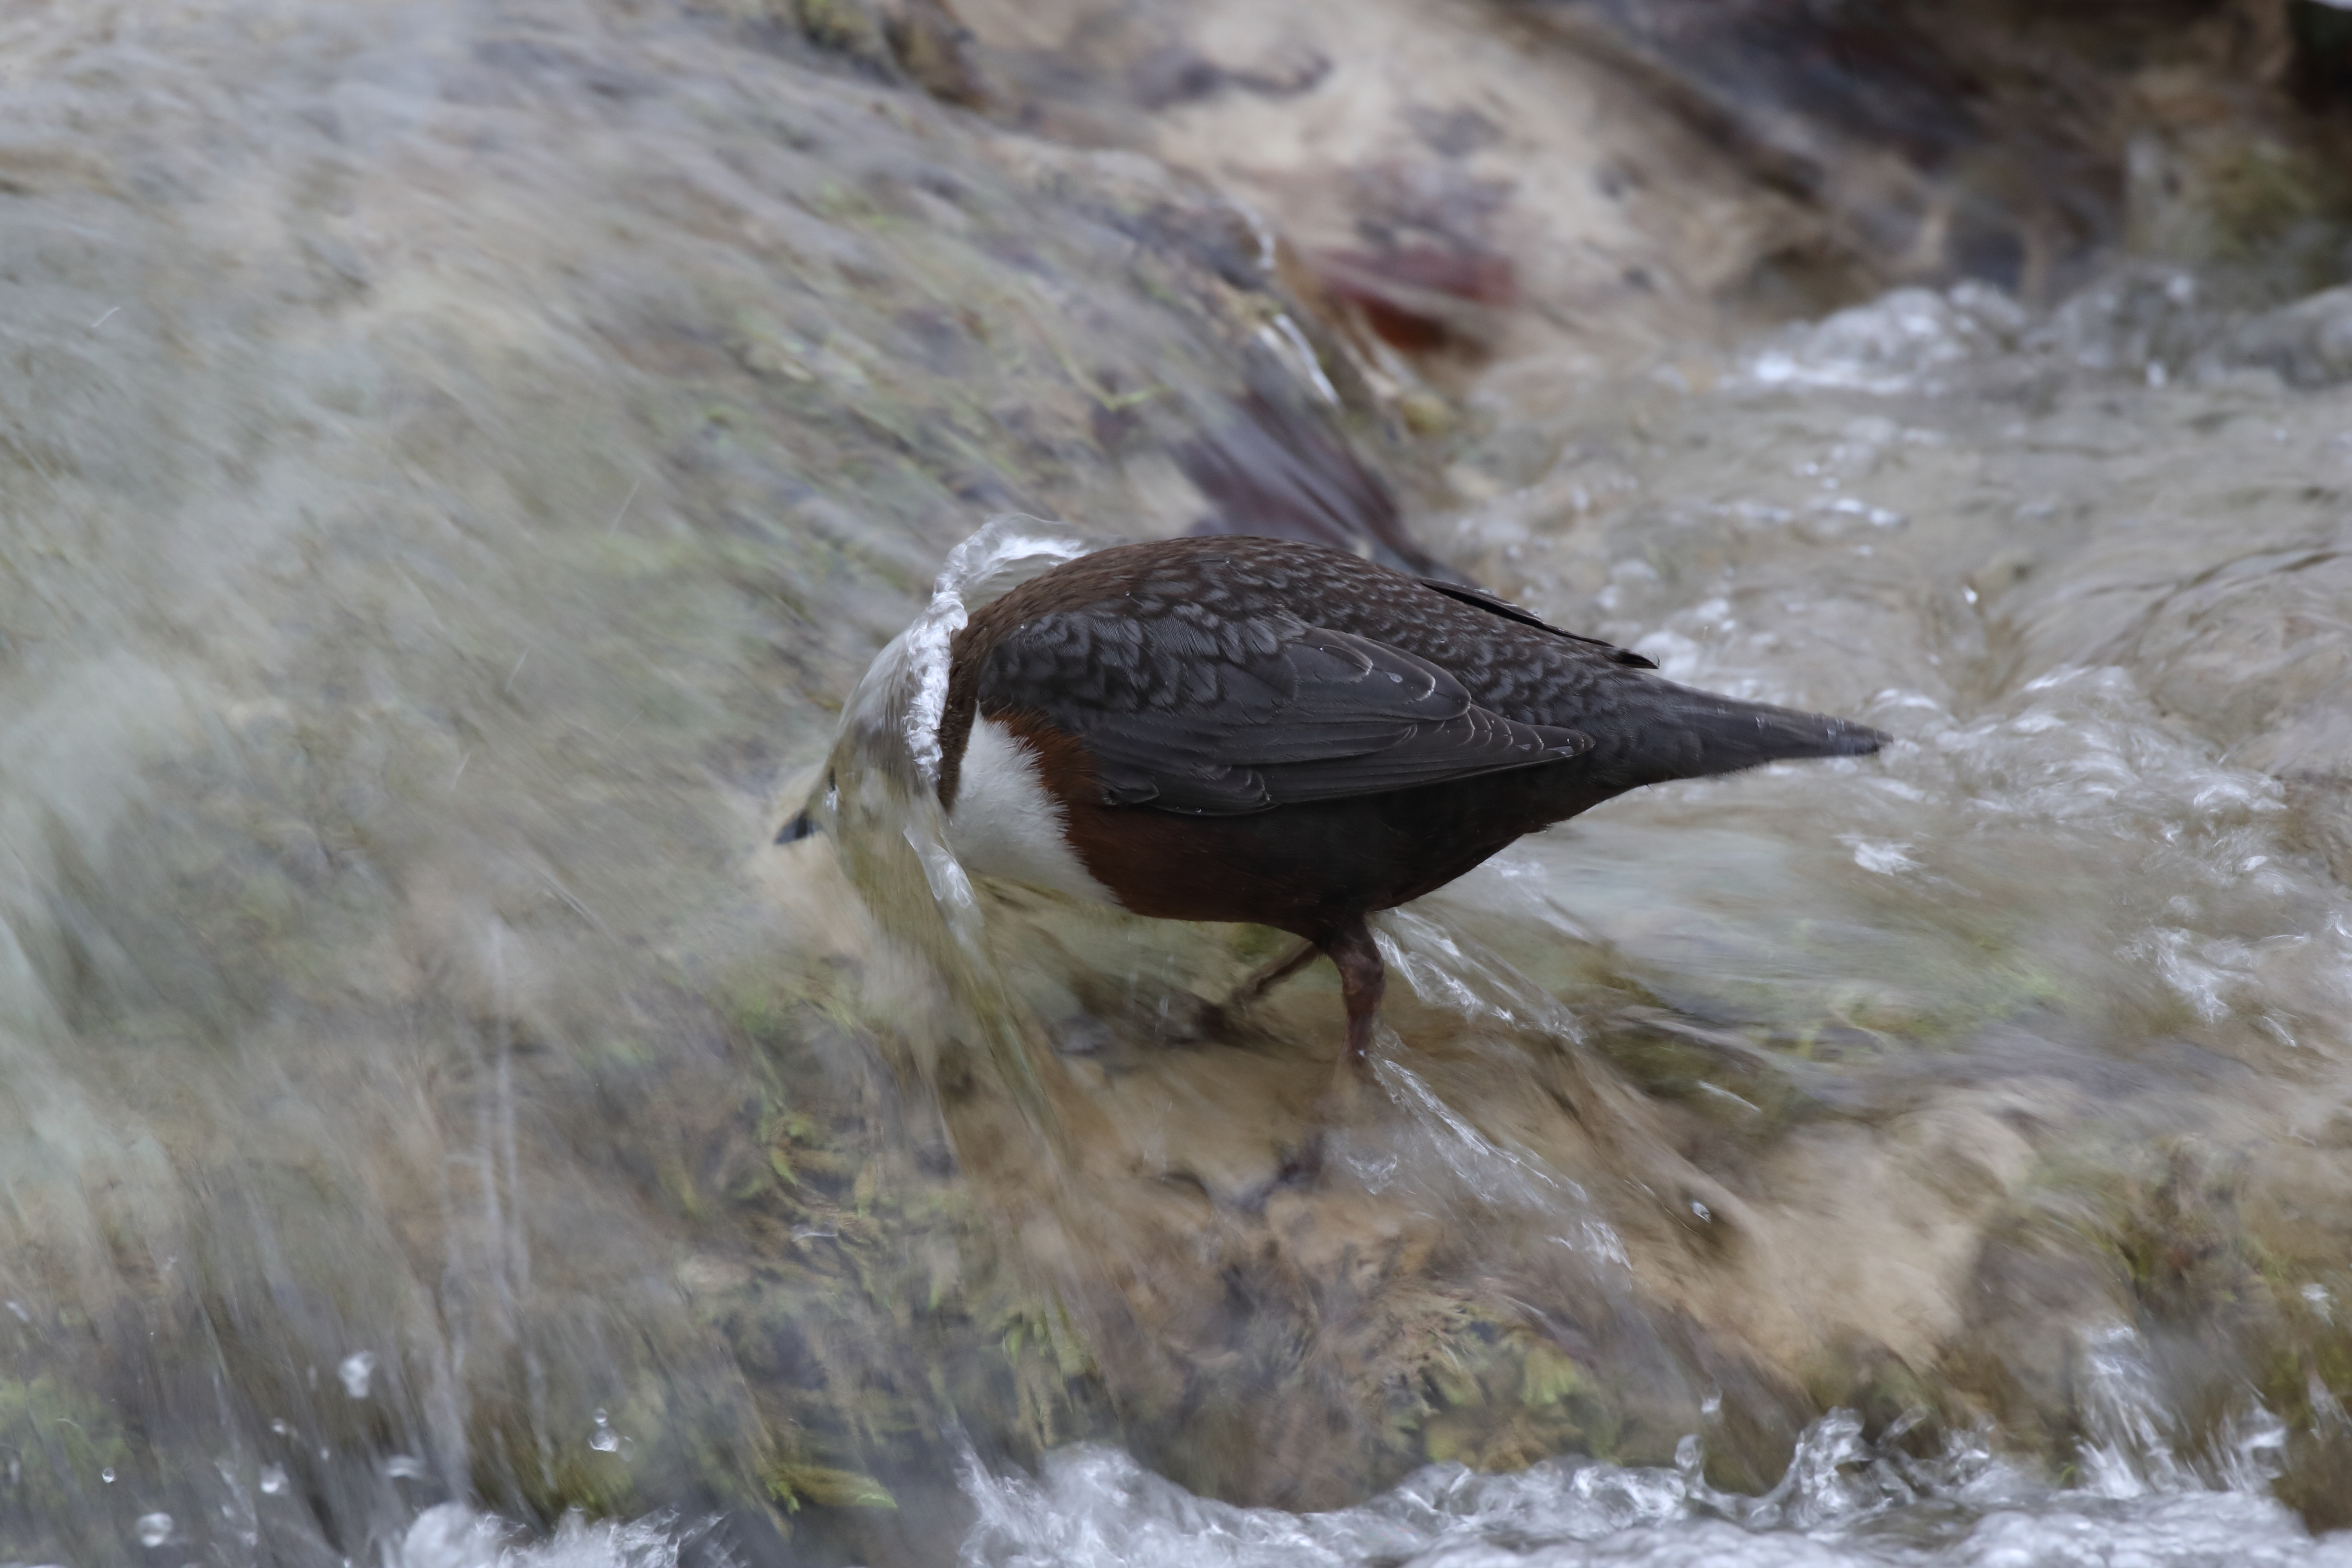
[{"x1": 938, "y1": 537, "x2": 1882, "y2": 818}]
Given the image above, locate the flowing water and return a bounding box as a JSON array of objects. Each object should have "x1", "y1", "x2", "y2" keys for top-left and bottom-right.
[{"x1": 3, "y1": 0, "x2": 2352, "y2": 1563}]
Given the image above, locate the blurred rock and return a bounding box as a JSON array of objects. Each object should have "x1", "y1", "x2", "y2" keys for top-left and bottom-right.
[
  {"x1": 2225, "y1": 282, "x2": 2352, "y2": 383},
  {"x1": 1508, "y1": 0, "x2": 2098, "y2": 297},
  {"x1": 1522, "y1": 0, "x2": 2352, "y2": 299},
  {"x1": 928, "y1": 0, "x2": 2352, "y2": 392},
  {"x1": 2290, "y1": 0, "x2": 2352, "y2": 110},
  {"x1": 946, "y1": 0, "x2": 1816, "y2": 384},
  {"x1": 725, "y1": 0, "x2": 987, "y2": 105},
  {"x1": 1173, "y1": 388, "x2": 1461, "y2": 580}
]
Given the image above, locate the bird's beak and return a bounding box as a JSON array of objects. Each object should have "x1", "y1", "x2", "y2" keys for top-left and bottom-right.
[{"x1": 775, "y1": 762, "x2": 833, "y2": 844}]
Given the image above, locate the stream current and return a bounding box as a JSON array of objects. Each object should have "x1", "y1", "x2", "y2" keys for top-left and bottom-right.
[{"x1": 2, "y1": 0, "x2": 2352, "y2": 1562}]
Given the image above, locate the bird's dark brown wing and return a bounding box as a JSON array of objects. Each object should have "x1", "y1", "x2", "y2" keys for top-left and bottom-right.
[
  {"x1": 974, "y1": 606, "x2": 1591, "y2": 814},
  {"x1": 1415, "y1": 579, "x2": 1659, "y2": 668}
]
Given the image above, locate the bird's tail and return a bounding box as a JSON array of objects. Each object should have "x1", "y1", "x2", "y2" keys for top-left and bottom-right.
[{"x1": 1607, "y1": 684, "x2": 1886, "y2": 787}]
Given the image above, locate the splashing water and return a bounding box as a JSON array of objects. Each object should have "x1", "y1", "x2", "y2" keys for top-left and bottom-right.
[
  {"x1": 392, "y1": 1506, "x2": 692, "y2": 1568},
  {"x1": 897, "y1": 520, "x2": 1099, "y2": 791},
  {"x1": 958, "y1": 1412, "x2": 2352, "y2": 1568}
]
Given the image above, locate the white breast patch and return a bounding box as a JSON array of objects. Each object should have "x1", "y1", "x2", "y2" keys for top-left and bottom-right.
[{"x1": 943, "y1": 717, "x2": 1121, "y2": 907}]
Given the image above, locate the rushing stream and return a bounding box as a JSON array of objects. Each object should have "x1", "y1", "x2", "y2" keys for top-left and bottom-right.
[{"x1": 3, "y1": 0, "x2": 2352, "y2": 1564}]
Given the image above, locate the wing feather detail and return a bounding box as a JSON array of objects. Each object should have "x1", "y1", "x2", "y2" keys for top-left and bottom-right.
[
  {"x1": 976, "y1": 610, "x2": 1592, "y2": 815},
  {"x1": 1416, "y1": 579, "x2": 1658, "y2": 668}
]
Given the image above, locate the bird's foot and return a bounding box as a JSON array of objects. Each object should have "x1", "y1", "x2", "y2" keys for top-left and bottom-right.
[
  {"x1": 1252, "y1": 1053, "x2": 1381, "y2": 1198},
  {"x1": 1145, "y1": 989, "x2": 1228, "y2": 1046},
  {"x1": 1212, "y1": 938, "x2": 1322, "y2": 1028},
  {"x1": 1268, "y1": 1128, "x2": 1326, "y2": 1192}
]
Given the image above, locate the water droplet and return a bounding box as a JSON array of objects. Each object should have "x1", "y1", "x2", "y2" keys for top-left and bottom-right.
[
  {"x1": 590, "y1": 1411, "x2": 621, "y2": 1454},
  {"x1": 385, "y1": 1455, "x2": 429, "y2": 1480},
  {"x1": 137, "y1": 1512, "x2": 173, "y2": 1547},
  {"x1": 4, "y1": 1300, "x2": 29, "y2": 1323},
  {"x1": 269, "y1": 1419, "x2": 292, "y2": 1436},
  {"x1": 258, "y1": 1465, "x2": 287, "y2": 1496},
  {"x1": 101, "y1": 1467, "x2": 116, "y2": 1484},
  {"x1": 337, "y1": 1351, "x2": 376, "y2": 1399}
]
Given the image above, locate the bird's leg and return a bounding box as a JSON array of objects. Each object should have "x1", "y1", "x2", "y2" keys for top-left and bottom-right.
[
  {"x1": 1224, "y1": 937, "x2": 1321, "y2": 1013},
  {"x1": 1322, "y1": 916, "x2": 1386, "y2": 1087},
  {"x1": 1192, "y1": 936, "x2": 1319, "y2": 1041},
  {"x1": 1270, "y1": 918, "x2": 1387, "y2": 1189}
]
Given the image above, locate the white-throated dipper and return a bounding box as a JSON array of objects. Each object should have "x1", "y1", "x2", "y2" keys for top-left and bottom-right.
[{"x1": 789, "y1": 535, "x2": 1884, "y2": 1088}]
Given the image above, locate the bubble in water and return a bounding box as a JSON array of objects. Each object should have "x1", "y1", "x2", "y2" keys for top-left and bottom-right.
[
  {"x1": 386, "y1": 1455, "x2": 430, "y2": 1480},
  {"x1": 101, "y1": 1467, "x2": 116, "y2": 1483},
  {"x1": 590, "y1": 1410, "x2": 622, "y2": 1453},
  {"x1": 258, "y1": 1465, "x2": 287, "y2": 1496},
  {"x1": 337, "y1": 1350, "x2": 376, "y2": 1399},
  {"x1": 136, "y1": 1512, "x2": 172, "y2": 1547}
]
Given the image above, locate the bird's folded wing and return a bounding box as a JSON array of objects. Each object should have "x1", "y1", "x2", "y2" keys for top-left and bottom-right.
[
  {"x1": 977, "y1": 610, "x2": 1592, "y2": 814},
  {"x1": 1416, "y1": 579, "x2": 1658, "y2": 668}
]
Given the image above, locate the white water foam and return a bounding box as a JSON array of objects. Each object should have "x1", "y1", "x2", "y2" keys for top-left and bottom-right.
[
  {"x1": 897, "y1": 517, "x2": 1096, "y2": 790},
  {"x1": 391, "y1": 1504, "x2": 695, "y2": 1568},
  {"x1": 957, "y1": 1418, "x2": 2352, "y2": 1568}
]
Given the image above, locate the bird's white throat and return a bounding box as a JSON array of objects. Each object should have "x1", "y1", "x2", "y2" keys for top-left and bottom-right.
[{"x1": 943, "y1": 717, "x2": 1120, "y2": 906}]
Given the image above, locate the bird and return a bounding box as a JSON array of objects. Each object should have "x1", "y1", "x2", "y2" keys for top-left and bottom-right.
[{"x1": 789, "y1": 535, "x2": 1885, "y2": 1094}]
